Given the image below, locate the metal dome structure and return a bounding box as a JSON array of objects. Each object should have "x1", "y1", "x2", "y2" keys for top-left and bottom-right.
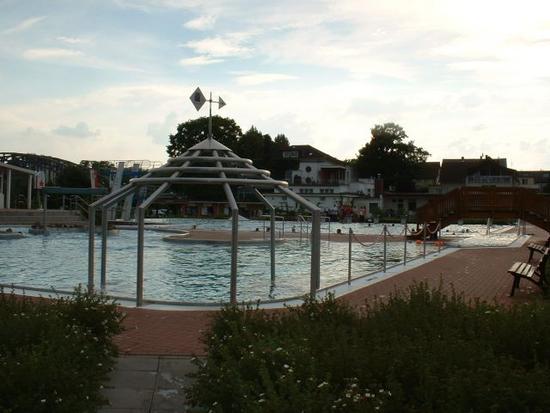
[{"x1": 87, "y1": 136, "x2": 321, "y2": 306}]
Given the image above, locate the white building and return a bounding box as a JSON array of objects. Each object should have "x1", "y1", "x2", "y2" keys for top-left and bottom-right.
[{"x1": 265, "y1": 145, "x2": 381, "y2": 218}]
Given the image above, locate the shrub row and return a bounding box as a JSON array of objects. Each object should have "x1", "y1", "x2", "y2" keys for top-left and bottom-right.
[
  {"x1": 0, "y1": 287, "x2": 123, "y2": 413},
  {"x1": 189, "y1": 283, "x2": 550, "y2": 413}
]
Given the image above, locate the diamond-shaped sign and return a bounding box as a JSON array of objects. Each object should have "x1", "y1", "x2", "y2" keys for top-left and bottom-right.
[
  {"x1": 189, "y1": 87, "x2": 206, "y2": 111},
  {"x1": 218, "y1": 96, "x2": 226, "y2": 109}
]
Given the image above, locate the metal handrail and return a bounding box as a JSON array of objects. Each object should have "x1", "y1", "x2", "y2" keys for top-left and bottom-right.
[{"x1": 259, "y1": 214, "x2": 285, "y2": 238}]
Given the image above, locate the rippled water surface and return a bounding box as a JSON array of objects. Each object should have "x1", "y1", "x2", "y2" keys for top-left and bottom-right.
[{"x1": 0, "y1": 219, "x2": 516, "y2": 303}]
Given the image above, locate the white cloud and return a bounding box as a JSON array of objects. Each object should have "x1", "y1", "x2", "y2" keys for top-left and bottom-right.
[
  {"x1": 23, "y1": 48, "x2": 83, "y2": 60},
  {"x1": 234, "y1": 72, "x2": 297, "y2": 86},
  {"x1": 183, "y1": 15, "x2": 216, "y2": 31},
  {"x1": 53, "y1": 122, "x2": 100, "y2": 138},
  {"x1": 179, "y1": 55, "x2": 223, "y2": 66},
  {"x1": 147, "y1": 112, "x2": 178, "y2": 144},
  {"x1": 184, "y1": 35, "x2": 251, "y2": 58},
  {"x1": 57, "y1": 36, "x2": 92, "y2": 45},
  {"x1": 2, "y1": 16, "x2": 46, "y2": 35}
]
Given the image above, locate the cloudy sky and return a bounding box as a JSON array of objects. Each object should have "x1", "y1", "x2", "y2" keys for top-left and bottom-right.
[{"x1": 1, "y1": 0, "x2": 549, "y2": 169}]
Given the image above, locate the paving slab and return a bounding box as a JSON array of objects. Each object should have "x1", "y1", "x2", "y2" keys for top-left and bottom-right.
[{"x1": 101, "y1": 356, "x2": 196, "y2": 413}]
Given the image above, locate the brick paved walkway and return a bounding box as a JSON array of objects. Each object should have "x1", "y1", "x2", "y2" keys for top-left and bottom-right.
[{"x1": 114, "y1": 226, "x2": 549, "y2": 357}]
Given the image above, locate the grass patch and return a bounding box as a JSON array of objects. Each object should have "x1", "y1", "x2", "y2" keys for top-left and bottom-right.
[
  {"x1": 189, "y1": 283, "x2": 550, "y2": 412},
  {"x1": 0, "y1": 287, "x2": 123, "y2": 413}
]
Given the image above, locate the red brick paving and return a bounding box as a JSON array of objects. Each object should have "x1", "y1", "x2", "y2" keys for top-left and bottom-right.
[{"x1": 113, "y1": 226, "x2": 549, "y2": 357}]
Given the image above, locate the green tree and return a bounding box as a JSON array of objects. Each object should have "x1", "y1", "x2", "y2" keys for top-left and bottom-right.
[
  {"x1": 56, "y1": 165, "x2": 90, "y2": 188},
  {"x1": 166, "y1": 116, "x2": 242, "y2": 157},
  {"x1": 355, "y1": 123, "x2": 430, "y2": 191},
  {"x1": 236, "y1": 126, "x2": 277, "y2": 171},
  {"x1": 273, "y1": 133, "x2": 290, "y2": 150}
]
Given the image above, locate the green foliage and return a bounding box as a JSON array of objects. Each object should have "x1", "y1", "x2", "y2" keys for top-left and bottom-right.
[
  {"x1": 0, "y1": 287, "x2": 124, "y2": 413},
  {"x1": 166, "y1": 116, "x2": 242, "y2": 157},
  {"x1": 55, "y1": 165, "x2": 90, "y2": 188},
  {"x1": 189, "y1": 283, "x2": 550, "y2": 413},
  {"x1": 355, "y1": 123, "x2": 430, "y2": 191}
]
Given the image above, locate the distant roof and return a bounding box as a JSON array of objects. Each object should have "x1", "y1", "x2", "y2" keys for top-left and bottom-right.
[
  {"x1": 440, "y1": 157, "x2": 514, "y2": 184},
  {"x1": 414, "y1": 161, "x2": 440, "y2": 181},
  {"x1": 517, "y1": 170, "x2": 550, "y2": 183},
  {"x1": 283, "y1": 145, "x2": 345, "y2": 165}
]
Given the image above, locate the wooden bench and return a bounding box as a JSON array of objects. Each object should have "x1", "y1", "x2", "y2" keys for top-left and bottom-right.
[
  {"x1": 527, "y1": 242, "x2": 548, "y2": 262},
  {"x1": 508, "y1": 248, "x2": 549, "y2": 297}
]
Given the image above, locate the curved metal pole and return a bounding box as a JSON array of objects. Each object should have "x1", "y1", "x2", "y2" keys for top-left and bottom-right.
[
  {"x1": 214, "y1": 151, "x2": 239, "y2": 304},
  {"x1": 226, "y1": 151, "x2": 322, "y2": 298},
  {"x1": 254, "y1": 190, "x2": 276, "y2": 290}
]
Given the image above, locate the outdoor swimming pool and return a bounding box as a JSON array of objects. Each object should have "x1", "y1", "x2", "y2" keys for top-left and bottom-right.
[{"x1": 0, "y1": 219, "x2": 517, "y2": 304}]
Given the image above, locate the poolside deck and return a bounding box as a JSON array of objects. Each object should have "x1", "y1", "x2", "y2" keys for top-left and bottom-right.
[{"x1": 114, "y1": 225, "x2": 549, "y2": 357}]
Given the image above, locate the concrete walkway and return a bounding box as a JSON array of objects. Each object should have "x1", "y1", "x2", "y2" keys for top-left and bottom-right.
[{"x1": 99, "y1": 356, "x2": 196, "y2": 413}]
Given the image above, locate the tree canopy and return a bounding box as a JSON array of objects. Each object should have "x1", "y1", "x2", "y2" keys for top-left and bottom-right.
[
  {"x1": 355, "y1": 123, "x2": 430, "y2": 191},
  {"x1": 166, "y1": 116, "x2": 242, "y2": 157}
]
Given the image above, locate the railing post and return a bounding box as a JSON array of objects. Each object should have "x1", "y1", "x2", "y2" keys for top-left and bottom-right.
[
  {"x1": 310, "y1": 210, "x2": 321, "y2": 297},
  {"x1": 437, "y1": 221, "x2": 442, "y2": 253},
  {"x1": 136, "y1": 207, "x2": 145, "y2": 307},
  {"x1": 383, "y1": 224, "x2": 387, "y2": 272},
  {"x1": 100, "y1": 207, "x2": 108, "y2": 288},
  {"x1": 348, "y1": 228, "x2": 352, "y2": 284},
  {"x1": 403, "y1": 222, "x2": 408, "y2": 266},
  {"x1": 87, "y1": 205, "x2": 96, "y2": 292},
  {"x1": 423, "y1": 222, "x2": 427, "y2": 258}
]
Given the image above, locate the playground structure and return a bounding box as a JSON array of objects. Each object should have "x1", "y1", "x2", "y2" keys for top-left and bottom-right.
[{"x1": 88, "y1": 136, "x2": 322, "y2": 306}]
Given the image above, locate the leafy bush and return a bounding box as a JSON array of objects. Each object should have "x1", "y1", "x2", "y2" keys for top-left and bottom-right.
[
  {"x1": 0, "y1": 287, "x2": 124, "y2": 413},
  {"x1": 189, "y1": 283, "x2": 550, "y2": 413}
]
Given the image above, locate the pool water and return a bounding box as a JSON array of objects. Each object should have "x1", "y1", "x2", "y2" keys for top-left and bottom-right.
[{"x1": 0, "y1": 220, "x2": 515, "y2": 304}]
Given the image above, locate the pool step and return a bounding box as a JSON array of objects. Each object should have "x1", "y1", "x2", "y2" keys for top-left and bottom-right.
[{"x1": 0, "y1": 209, "x2": 87, "y2": 226}]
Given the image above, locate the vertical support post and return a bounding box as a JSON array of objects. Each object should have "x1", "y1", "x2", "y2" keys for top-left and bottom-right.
[
  {"x1": 87, "y1": 206, "x2": 96, "y2": 292},
  {"x1": 0, "y1": 171, "x2": 4, "y2": 208},
  {"x1": 136, "y1": 207, "x2": 145, "y2": 306},
  {"x1": 100, "y1": 207, "x2": 108, "y2": 288},
  {"x1": 438, "y1": 221, "x2": 442, "y2": 253},
  {"x1": 6, "y1": 169, "x2": 11, "y2": 209},
  {"x1": 263, "y1": 219, "x2": 266, "y2": 240},
  {"x1": 383, "y1": 224, "x2": 387, "y2": 272},
  {"x1": 310, "y1": 210, "x2": 321, "y2": 296},
  {"x1": 517, "y1": 219, "x2": 521, "y2": 236},
  {"x1": 423, "y1": 222, "x2": 427, "y2": 258},
  {"x1": 403, "y1": 221, "x2": 408, "y2": 266},
  {"x1": 348, "y1": 228, "x2": 352, "y2": 284},
  {"x1": 270, "y1": 208, "x2": 276, "y2": 287},
  {"x1": 230, "y1": 208, "x2": 239, "y2": 304},
  {"x1": 27, "y1": 174, "x2": 33, "y2": 209},
  {"x1": 208, "y1": 91, "x2": 213, "y2": 139},
  {"x1": 42, "y1": 191, "x2": 47, "y2": 229}
]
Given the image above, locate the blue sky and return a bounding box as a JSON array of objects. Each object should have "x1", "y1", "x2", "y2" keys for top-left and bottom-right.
[{"x1": 1, "y1": 0, "x2": 549, "y2": 169}]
